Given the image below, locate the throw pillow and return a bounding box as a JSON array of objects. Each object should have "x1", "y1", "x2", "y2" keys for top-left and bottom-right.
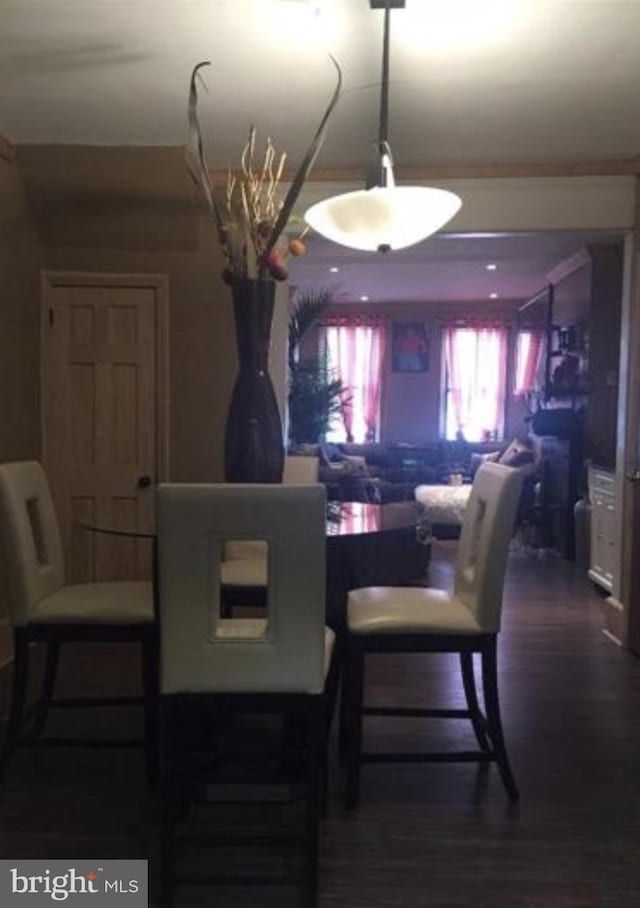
[
  {"x1": 499, "y1": 439, "x2": 534, "y2": 468},
  {"x1": 509, "y1": 449, "x2": 535, "y2": 467},
  {"x1": 342, "y1": 454, "x2": 369, "y2": 475},
  {"x1": 470, "y1": 450, "x2": 501, "y2": 477},
  {"x1": 320, "y1": 442, "x2": 343, "y2": 466}
]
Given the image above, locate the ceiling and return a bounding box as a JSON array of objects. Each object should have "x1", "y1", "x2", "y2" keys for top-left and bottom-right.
[
  {"x1": 4, "y1": 0, "x2": 640, "y2": 167},
  {"x1": 289, "y1": 229, "x2": 624, "y2": 303},
  {"x1": 3, "y1": 0, "x2": 636, "y2": 303}
]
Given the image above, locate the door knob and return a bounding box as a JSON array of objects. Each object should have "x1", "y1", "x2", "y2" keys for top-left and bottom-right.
[{"x1": 138, "y1": 475, "x2": 152, "y2": 488}]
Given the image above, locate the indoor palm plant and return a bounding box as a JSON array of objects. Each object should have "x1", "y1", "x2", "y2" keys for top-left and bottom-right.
[{"x1": 288, "y1": 288, "x2": 347, "y2": 446}]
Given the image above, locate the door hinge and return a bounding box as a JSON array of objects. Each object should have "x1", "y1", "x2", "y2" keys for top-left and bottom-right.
[{"x1": 48, "y1": 307, "x2": 54, "y2": 327}]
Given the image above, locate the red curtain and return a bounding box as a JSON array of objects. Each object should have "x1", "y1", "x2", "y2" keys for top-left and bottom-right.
[
  {"x1": 324, "y1": 316, "x2": 386, "y2": 443},
  {"x1": 444, "y1": 324, "x2": 508, "y2": 441},
  {"x1": 514, "y1": 329, "x2": 545, "y2": 395}
]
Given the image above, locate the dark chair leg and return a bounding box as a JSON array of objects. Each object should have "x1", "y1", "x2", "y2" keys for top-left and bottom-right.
[
  {"x1": 324, "y1": 640, "x2": 342, "y2": 742},
  {"x1": 336, "y1": 634, "x2": 351, "y2": 763},
  {"x1": 481, "y1": 638, "x2": 519, "y2": 801},
  {"x1": 320, "y1": 646, "x2": 340, "y2": 816},
  {"x1": 319, "y1": 754, "x2": 329, "y2": 820},
  {"x1": 345, "y1": 642, "x2": 365, "y2": 810},
  {"x1": 303, "y1": 699, "x2": 323, "y2": 908},
  {"x1": 141, "y1": 629, "x2": 160, "y2": 790},
  {"x1": 160, "y1": 698, "x2": 176, "y2": 908},
  {"x1": 0, "y1": 629, "x2": 30, "y2": 783},
  {"x1": 338, "y1": 673, "x2": 348, "y2": 763},
  {"x1": 460, "y1": 651, "x2": 490, "y2": 753},
  {"x1": 31, "y1": 640, "x2": 60, "y2": 737}
]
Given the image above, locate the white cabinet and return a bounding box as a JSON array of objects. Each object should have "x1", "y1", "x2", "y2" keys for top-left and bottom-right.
[{"x1": 588, "y1": 466, "x2": 616, "y2": 592}]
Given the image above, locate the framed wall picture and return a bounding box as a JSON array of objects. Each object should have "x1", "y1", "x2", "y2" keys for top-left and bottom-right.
[{"x1": 391, "y1": 321, "x2": 430, "y2": 373}]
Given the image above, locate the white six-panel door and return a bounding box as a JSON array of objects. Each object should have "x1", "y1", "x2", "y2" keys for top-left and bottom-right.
[{"x1": 42, "y1": 272, "x2": 169, "y2": 583}]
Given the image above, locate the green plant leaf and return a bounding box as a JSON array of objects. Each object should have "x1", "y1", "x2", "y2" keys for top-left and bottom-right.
[
  {"x1": 288, "y1": 285, "x2": 349, "y2": 444},
  {"x1": 288, "y1": 287, "x2": 334, "y2": 368}
]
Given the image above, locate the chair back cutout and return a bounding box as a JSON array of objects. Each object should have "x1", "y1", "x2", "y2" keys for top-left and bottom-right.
[
  {"x1": 454, "y1": 463, "x2": 522, "y2": 633},
  {"x1": 157, "y1": 483, "x2": 327, "y2": 695},
  {"x1": 0, "y1": 461, "x2": 64, "y2": 626}
]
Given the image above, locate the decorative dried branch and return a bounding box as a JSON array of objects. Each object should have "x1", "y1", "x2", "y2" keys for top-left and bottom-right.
[
  {"x1": 259, "y1": 55, "x2": 342, "y2": 277},
  {"x1": 186, "y1": 61, "x2": 225, "y2": 244},
  {"x1": 226, "y1": 170, "x2": 236, "y2": 213},
  {"x1": 241, "y1": 125, "x2": 256, "y2": 179},
  {"x1": 187, "y1": 54, "x2": 341, "y2": 283},
  {"x1": 259, "y1": 140, "x2": 273, "y2": 192}
]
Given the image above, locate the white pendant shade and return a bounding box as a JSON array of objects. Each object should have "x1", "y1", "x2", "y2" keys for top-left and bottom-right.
[{"x1": 305, "y1": 185, "x2": 462, "y2": 252}]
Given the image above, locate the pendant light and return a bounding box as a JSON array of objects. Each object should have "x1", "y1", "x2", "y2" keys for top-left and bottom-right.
[{"x1": 305, "y1": 0, "x2": 462, "y2": 253}]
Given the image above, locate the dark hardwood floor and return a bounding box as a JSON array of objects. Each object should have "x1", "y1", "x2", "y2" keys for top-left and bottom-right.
[{"x1": 1, "y1": 543, "x2": 639, "y2": 907}]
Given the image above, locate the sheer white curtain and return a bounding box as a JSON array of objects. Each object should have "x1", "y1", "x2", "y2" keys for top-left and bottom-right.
[
  {"x1": 444, "y1": 325, "x2": 508, "y2": 441},
  {"x1": 324, "y1": 318, "x2": 386, "y2": 443}
]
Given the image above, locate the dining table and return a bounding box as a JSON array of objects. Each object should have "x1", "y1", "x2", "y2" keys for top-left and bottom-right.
[
  {"x1": 324, "y1": 500, "x2": 431, "y2": 630},
  {"x1": 79, "y1": 498, "x2": 431, "y2": 632}
]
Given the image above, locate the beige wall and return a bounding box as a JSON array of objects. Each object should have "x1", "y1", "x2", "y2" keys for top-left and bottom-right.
[
  {"x1": 0, "y1": 152, "x2": 43, "y2": 664},
  {"x1": 1, "y1": 143, "x2": 285, "y2": 665},
  {"x1": 18, "y1": 145, "x2": 241, "y2": 482},
  {"x1": 321, "y1": 299, "x2": 526, "y2": 445},
  {"x1": 0, "y1": 155, "x2": 43, "y2": 460}
]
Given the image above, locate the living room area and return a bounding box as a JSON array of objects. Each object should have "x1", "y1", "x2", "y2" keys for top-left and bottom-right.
[{"x1": 288, "y1": 229, "x2": 625, "y2": 561}]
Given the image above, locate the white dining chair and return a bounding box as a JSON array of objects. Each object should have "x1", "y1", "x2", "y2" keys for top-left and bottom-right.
[
  {"x1": 157, "y1": 482, "x2": 337, "y2": 907},
  {"x1": 220, "y1": 455, "x2": 320, "y2": 614},
  {"x1": 0, "y1": 460, "x2": 158, "y2": 785},
  {"x1": 342, "y1": 462, "x2": 523, "y2": 805}
]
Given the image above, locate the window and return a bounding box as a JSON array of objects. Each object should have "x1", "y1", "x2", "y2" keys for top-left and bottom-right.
[
  {"x1": 443, "y1": 325, "x2": 508, "y2": 441},
  {"x1": 323, "y1": 318, "x2": 386, "y2": 443}
]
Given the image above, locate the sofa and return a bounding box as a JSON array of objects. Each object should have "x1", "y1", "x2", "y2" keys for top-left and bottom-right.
[
  {"x1": 414, "y1": 437, "x2": 543, "y2": 538},
  {"x1": 292, "y1": 441, "x2": 508, "y2": 503},
  {"x1": 311, "y1": 442, "x2": 440, "y2": 502}
]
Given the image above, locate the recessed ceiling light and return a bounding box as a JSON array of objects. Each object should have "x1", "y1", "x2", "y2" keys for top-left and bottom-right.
[
  {"x1": 329, "y1": 266, "x2": 339, "y2": 273},
  {"x1": 486, "y1": 263, "x2": 497, "y2": 271},
  {"x1": 360, "y1": 295, "x2": 370, "y2": 302},
  {"x1": 490, "y1": 292, "x2": 498, "y2": 299}
]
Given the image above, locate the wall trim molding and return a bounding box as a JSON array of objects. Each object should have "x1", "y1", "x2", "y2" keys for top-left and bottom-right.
[
  {"x1": 546, "y1": 248, "x2": 591, "y2": 286},
  {"x1": 294, "y1": 175, "x2": 636, "y2": 233},
  {"x1": 209, "y1": 158, "x2": 640, "y2": 185}
]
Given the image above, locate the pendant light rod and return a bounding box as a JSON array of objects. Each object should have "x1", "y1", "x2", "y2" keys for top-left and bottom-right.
[
  {"x1": 371, "y1": 0, "x2": 406, "y2": 154},
  {"x1": 378, "y1": 2, "x2": 391, "y2": 150},
  {"x1": 305, "y1": 0, "x2": 461, "y2": 254}
]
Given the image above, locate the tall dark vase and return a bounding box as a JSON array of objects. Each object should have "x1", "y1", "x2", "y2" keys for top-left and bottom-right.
[{"x1": 224, "y1": 278, "x2": 285, "y2": 483}]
